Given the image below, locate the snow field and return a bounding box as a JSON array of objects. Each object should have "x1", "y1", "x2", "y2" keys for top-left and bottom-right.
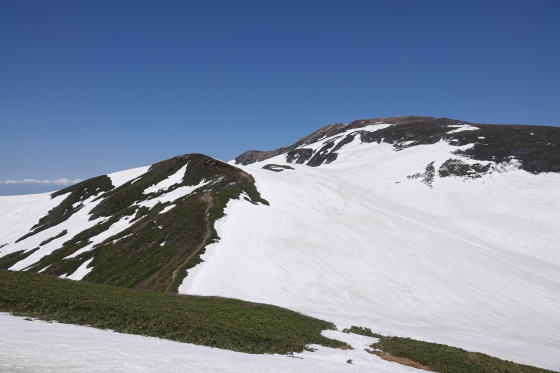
[
  {"x1": 2, "y1": 123, "x2": 560, "y2": 371},
  {"x1": 0, "y1": 192, "x2": 68, "y2": 246},
  {"x1": 0, "y1": 313, "x2": 419, "y2": 373},
  {"x1": 183, "y1": 138, "x2": 560, "y2": 370}
]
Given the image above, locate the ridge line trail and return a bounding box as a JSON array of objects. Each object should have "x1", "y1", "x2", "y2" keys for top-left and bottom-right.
[{"x1": 166, "y1": 192, "x2": 214, "y2": 293}]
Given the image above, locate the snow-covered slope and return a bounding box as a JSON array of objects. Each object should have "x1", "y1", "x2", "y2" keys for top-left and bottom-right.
[
  {"x1": 1, "y1": 116, "x2": 559, "y2": 371},
  {"x1": 0, "y1": 313, "x2": 418, "y2": 373},
  {"x1": 182, "y1": 121, "x2": 560, "y2": 370},
  {"x1": 0, "y1": 154, "x2": 267, "y2": 291}
]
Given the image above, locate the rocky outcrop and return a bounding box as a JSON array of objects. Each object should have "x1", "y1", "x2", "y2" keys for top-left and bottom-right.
[
  {"x1": 234, "y1": 122, "x2": 346, "y2": 165},
  {"x1": 235, "y1": 116, "x2": 560, "y2": 174}
]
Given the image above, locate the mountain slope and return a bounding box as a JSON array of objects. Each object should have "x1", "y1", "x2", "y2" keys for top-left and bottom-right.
[
  {"x1": 236, "y1": 116, "x2": 560, "y2": 174},
  {"x1": 0, "y1": 154, "x2": 267, "y2": 291},
  {"x1": 184, "y1": 118, "x2": 560, "y2": 370},
  {"x1": 1, "y1": 116, "x2": 559, "y2": 370}
]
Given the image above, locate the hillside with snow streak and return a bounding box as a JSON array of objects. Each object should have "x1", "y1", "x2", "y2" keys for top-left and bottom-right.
[
  {"x1": 0, "y1": 154, "x2": 267, "y2": 291},
  {"x1": 182, "y1": 120, "x2": 560, "y2": 370},
  {"x1": 1, "y1": 116, "x2": 559, "y2": 371}
]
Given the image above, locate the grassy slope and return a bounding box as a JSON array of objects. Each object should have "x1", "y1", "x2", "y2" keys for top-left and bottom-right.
[
  {"x1": 343, "y1": 327, "x2": 555, "y2": 373},
  {"x1": 0, "y1": 270, "x2": 344, "y2": 354},
  {"x1": 1, "y1": 271, "x2": 555, "y2": 371}
]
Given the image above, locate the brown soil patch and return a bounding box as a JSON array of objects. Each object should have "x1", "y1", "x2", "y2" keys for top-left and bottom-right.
[{"x1": 365, "y1": 349, "x2": 431, "y2": 371}]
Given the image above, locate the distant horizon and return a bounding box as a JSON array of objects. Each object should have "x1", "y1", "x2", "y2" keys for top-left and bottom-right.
[{"x1": 2, "y1": 0, "x2": 559, "y2": 195}]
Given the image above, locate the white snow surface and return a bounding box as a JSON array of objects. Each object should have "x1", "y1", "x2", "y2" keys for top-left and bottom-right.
[
  {"x1": 5, "y1": 195, "x2": 108, "y2": 271},
  {"x1": 107, "y1": 166, "x2": 150, "y2": 189},
  {"x1": 183, "y1": 137, "x2": 560, "y2": 370},
  {"x1": 136, "y1": 179, "x2": 211, "y2": 209},
  {"x1": 65, "y1": 215, "x2": 136, "y2": 259},
  {"x1": 61, "y1": 258, "x2": 94, "y2": 280},
  {"x1": 144, "y1": 163, "x2": 188, "y2": 194},
  {"x1": 296, "y1": 123, "x2": 393, "y2": 153},
  {"x1": 0, "y1": 313, "x2": 418, "y2": 373},
  {"x1": 0, "y1": 192, "x2": 68, "y2": 246},
  {"x1": 447, "y1": 124, "x2": 479, "y2": 133},
  {"x1": 2, "y1": 126, "x2": 560, "y2": 371}
]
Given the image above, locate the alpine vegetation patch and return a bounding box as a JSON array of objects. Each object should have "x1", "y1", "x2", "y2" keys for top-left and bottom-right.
[{"x1": 0, "y1": 270, "x2": 346, "y2": 354}]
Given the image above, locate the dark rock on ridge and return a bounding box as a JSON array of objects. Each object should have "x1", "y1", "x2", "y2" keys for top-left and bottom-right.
[
  {"x1": 235, "y1": 116, "x2": 560, "y2": 174},
  {"x1": 235, "y1": 122, "x2": 346, "y2": 165}
]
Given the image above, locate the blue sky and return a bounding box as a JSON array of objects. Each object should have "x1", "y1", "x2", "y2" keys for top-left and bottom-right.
[{"x1": 1, "y1": 0, "x2": 559, "y2": 195}]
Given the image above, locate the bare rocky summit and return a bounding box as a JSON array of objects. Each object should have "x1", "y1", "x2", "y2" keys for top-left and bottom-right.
[{"x1": 236, "y1": 116, "x2": 560, "y2": 174}]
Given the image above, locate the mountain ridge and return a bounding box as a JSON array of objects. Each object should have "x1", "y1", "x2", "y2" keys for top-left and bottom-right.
[
  {"x1": 1, "y1": 115, "x2": 559, "y2": 370},
  {"x1": 1, "y1": 153, "x2": 267, "y2": 292},
  {"x1": 236, "y1": 116, "x2": 560, "y2": 174}
]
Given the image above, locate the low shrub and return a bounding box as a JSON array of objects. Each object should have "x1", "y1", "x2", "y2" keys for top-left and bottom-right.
[{"x1": 0, "y1": 270, "x2": 345, "y2": 354}]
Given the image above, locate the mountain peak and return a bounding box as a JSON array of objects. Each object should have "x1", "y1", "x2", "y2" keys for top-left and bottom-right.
[
  {"x1": 235, "y1": 115, "x2": 560, "y2": 174},
  {"x1": 1, "y1": 115, "x2": 560, "y2": 370}
]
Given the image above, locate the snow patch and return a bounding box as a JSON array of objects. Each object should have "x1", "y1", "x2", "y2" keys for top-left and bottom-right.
[
  {"x1": 6, "y1": 196, "x2": 107, "y2": 270},
  {"x1": 0, "y1": 192, "x2": 68, "y2": 246},
  {"x1": 295, "y1": 123, "x2": 393, "y2": 153},
  {"x1": 62, "y1": 258, "x2": 94, "y2": 281},
  {"x1": 137, "y1": 179, "x2": 212, "y2": 210},
  {"x1": 108, "y1": 166, "x2": 149, "y2": 189},
  {"x1": 66, "y1": 215, "x2": 136, "y2": 259},
  {"x1": 160, "y1": 204, "x2": 176, "y2": 214},
  {"x1": 144, "y1": 163, "x2": 189, "y2": 194},
  {"x1": 447, "y1": 124, "x2": 479, "y2": 133}
]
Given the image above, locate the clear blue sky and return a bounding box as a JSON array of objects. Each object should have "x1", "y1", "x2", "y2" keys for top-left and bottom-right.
[{"x1": 1, "y1": 0, "x2": 559, "y2": 195}]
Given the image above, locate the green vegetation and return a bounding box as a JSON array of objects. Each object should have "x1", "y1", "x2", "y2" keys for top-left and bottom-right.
[
  {"x1": 341, "y1": 329, "x2": 555, "y2": 373},
  {"x1": 0, "y1": 248, "x2": 40, "y2": 269},
  {"x1": 370, "y1": 335, "x2": 554, "y2": 372},
  {"x1": 0, "y1": 270, "x2": 345, "y2": 354},
  {"x1": 16, "y1": 176, "x2": 113, "y2": 243},
  {"x1": 342, "y1": 325, "x2": 382, "y2": 338},
  {"x1": 86, "y1": 195, "x2": 210, "y2": 291},
  {"x1": 15, "y1": 154, "x2": 268, "y2": 292},
  {"x1": 39, "y1": 230, "x2": 68, "y2": 246}
]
